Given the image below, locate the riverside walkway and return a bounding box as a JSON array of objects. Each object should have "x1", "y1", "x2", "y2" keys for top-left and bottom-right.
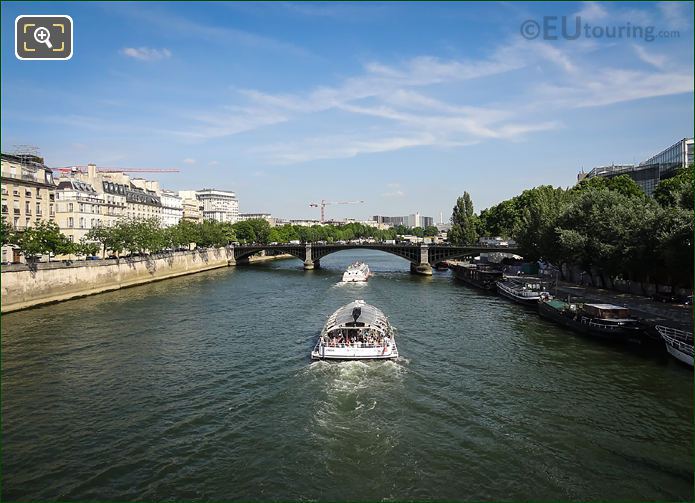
[{"x1": 554, "y1": 281, "x2": 692, "y2": 331}]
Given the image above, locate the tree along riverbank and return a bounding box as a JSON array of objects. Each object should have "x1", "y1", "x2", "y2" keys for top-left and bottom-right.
[{"x1": 449, "y1": 166, "x2": 694, "y2": 291}]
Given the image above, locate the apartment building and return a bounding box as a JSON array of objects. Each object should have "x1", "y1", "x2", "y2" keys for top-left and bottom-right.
[
  {"x1": 1, "y1": 153, "x2": 56, "y2": 262},
  {"x1": 54, "y1": 179, "x2": 109, "y2": 244}
]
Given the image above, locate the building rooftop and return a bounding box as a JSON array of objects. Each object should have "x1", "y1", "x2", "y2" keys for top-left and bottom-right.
[{"x1": 57, "y1": 179, "x2": 97, "y2": 193}]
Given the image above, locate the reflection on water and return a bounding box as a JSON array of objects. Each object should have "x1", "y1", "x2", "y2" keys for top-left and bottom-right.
[{"x1": 2, "y1": 250, "x2": 692, "y2": 501}]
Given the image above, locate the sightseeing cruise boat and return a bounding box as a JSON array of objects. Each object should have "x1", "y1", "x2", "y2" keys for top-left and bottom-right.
[
  {"x1": 538, "y1": 296, "x2": 644, "y2": 343},
  {"x1": 311, "y1": 300, "x2": 398, "y2": 360},
  {"x1": 496, "y1": 276, "x2": 550, "y2": 305},
  {"x1": 342, "y1": 262, "x2": 370, "y2": 282},
  {"x1": 655, "y1": 325, "x2": 693, "y2": 367},
  {"x1": 452, "y1": 263, "x2": 503, "y2": 291}
]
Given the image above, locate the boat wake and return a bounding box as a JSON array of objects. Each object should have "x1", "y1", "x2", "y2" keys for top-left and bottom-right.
[{"x1": 305, "y1": 359, "x2": 405, "y2": 468}]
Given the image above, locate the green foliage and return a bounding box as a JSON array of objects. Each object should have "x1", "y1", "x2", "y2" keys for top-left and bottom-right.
[
  {"x1": 477, "y1": 199, "x2": 521, "y2": 238},
  {"x1": 449, "y1": 192, "x2": 478, "y2": 245},
  {"x1": 555, "y1": 188, "x2": 660, "y2": 279},
  {"x1": 653, "y1": 165, "x2": 694, "y2": 210},
  {"x1": 1, "y1": 216, "x2": 14, "y2": 246},
  {"x1": 471, "y1": 171, "x2": 693, "y2": 287},
  {"x1": 574, "y1": 174, "x2": 646, "y2": 199},
  {"x1": 13, "y1": 220, "x2": 74, "y2": 260},
  {"x1": 513, "y1": 185, "x2": 571, "y2": 261},
  {"x1": 652, "y1": 206, "x2": 693, "y2": 285},
  {"x1": 84, "y1": 216, "x2": 437, "y2": 256},
  {"x1": 75, "y1": 238, "x2": 100, "y2": 257}
]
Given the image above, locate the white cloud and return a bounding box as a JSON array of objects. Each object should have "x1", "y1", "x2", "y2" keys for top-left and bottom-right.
[
  {"x1": 257, "y1": 133, "x2": 438, "y2": 164},
  {"x1": 632, "y1": 44, "x2": 668, "y2": 68},
  {"x1": 538, "y1": 69, "x2": 694, "y2": 109},
  {"x1": 121, "y1": 47, "x2": 172, "y2": 61},
  {"x1": 576, "y1": 1, "x2": 609, "y2": 21},
  {"x1": 167, "y1": 31, "x2": 692, "y2": 163},
  {"x1": 182, "y1": 158, "x2": 196, "y2": 164}
]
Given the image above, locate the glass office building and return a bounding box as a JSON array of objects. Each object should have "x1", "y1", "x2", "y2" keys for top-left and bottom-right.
[
  {"x1": 641, "y1": 138, "x2": 694, "y2": 173},
  {"x1": 581, "y1": 138, "x2": 693, "y2": 196}
]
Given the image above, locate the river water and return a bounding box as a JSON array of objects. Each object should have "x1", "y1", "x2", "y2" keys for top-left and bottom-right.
[{"x1": 2, "y1": 250, "x2": 692, "y2": 501}]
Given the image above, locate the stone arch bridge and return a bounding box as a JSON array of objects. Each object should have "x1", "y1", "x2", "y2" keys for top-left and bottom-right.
[{"x1": 231, "y1": 243, "x2": 520, "y2": 275}]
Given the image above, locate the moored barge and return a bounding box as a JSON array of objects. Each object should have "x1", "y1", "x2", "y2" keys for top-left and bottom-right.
[
  {"x1": 538, "y1": 297, "x2": 644, "y2": 343},
  {"x1": 496, "y1": 276, "x2": 551, "y2": 305},
  {"x1": 451, "y1": 263, "x2": 503, "y2": 291}
]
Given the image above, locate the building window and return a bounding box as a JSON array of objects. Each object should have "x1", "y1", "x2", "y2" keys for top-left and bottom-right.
[
  {"x1": 79, "y1": 217, "x2": 84, "y2": 228},
  {"x1": 25, "y1": 190, "x2": 32, "y2": 198},
  {"x1": 36, "y1": 202, "x2": 41, "y2": 216},
  {"x1": 50, "y1": 204, "x2": 55, "y2": 216},
  {"x1": 68, "y1": 202, "x2": 74, "y2": 212},
  {"x1": 25, "y1": 201, "x2": 31, "y2": 215},
  {"x1": 13, "y1": 217, "x2": 19, "y2": 227},
  {"x1": 68, "y1": 217, "x2": 74, "y2": 228}
]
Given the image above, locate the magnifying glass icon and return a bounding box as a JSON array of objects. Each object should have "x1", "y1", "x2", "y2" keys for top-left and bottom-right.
[{"x1": 34, "y1": 26, "x2": 53, "y2": 49}]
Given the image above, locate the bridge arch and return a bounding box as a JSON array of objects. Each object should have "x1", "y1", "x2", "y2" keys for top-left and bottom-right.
[
  {"x1": 230, "y1": 243, "x2": 521, "y2": 274},
  {"x1": 232, "y1": 245, "x2": 306, "y2": 263},
  {"x1": 309, "y1": 244, "x2": 422, "y2": 265}
]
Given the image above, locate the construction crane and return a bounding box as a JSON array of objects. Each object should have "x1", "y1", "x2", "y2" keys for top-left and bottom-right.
[
  {"x1": 52, "y1": 166, "x2": 180, "y2": 173},
  {"x1": 309, "y1": 199, "x2": 364, "y2": 223}
]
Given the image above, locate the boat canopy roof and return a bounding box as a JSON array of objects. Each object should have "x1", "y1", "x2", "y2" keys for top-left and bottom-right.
[
  {"x1": 583, "y1": 303, "x2": 631, "y2": 319},
  {"x1": 324, "y1": 300, "x2": 390, "y2": 332}
]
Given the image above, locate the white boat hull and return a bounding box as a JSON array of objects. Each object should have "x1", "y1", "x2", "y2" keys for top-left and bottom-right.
[
  {"x1": 496, "y1": 281, "x2": 543, "y2": 305},
  {"x1": 665, "y1": 344, "x2": 694, "y2": 367},
  {"x1": 312, "y1": 344, "x2": 398, "y2": 360},
  {"x1": 314, "y1": 299, "x2": 397, "y2": 361},
  {"x1": 342, "y1": 263, "x2": 370, "y2": 282},
  {"x1": 342, "y1": 274, "x2": 369, "y2": 282},
  {"x1": 655, "y1": 325, "x2": 693, "y2": 368}
]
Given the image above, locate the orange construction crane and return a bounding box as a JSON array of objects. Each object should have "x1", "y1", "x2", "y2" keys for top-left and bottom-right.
[{"x1": 309, "y1": 199, "x2": 364, "y2": 223}]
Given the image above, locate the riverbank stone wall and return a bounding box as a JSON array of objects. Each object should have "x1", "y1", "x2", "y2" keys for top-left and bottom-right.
[{"x1": 1, "y1": 247, "x2": 234, "y2": 313}]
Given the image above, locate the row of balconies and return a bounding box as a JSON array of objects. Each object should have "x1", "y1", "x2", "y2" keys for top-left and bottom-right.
[
  {"x1": 1, "y1": 188, "x2": 54, "y2": 201},
  {"x1": 2, "y1": 208, "x2": 45, "y2": 216}
]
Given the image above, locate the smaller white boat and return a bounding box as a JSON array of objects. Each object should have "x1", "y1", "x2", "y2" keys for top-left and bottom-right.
[
  {"x1": 656, "y1": 325, "x2": 693, "y2": 368},
  {"x1": 311, "y1": 300, "x2": 398, "y2": 360},
  {"x1": 342, "y1": 262, "x2": 370, "y2": 282}
]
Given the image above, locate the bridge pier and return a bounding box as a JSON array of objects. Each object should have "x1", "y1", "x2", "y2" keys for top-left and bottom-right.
[
  {"x1": 410, "y1": 263, "x2": 433, "y2": 276},
  {"x1": 410, "y1": 243, "x2": 432, "y2": 275},
  {"x1": 304, "y1": 259, "x2": 320, "y2": 270}
]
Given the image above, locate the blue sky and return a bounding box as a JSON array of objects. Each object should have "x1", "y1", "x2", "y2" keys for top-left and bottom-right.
[{"x1": 2, "y1": 1, "x2": 693, "y2": 220}]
